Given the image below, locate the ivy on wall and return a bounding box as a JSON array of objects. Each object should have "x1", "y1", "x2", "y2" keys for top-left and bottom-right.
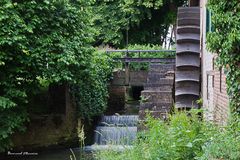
[
  {"x1": 207, "y1": 0, "x2": 240, "y2": 114},
  {"x1": 71, "y1": 51, "x2": 113, "y2": 120}
]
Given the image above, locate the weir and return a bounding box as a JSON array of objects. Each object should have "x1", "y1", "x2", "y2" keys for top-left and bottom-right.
[
  {"x1": 84, "y1": 115, "x2": 138, "y2": 151},
  {"x1": 94, "y1": 115, "x2": 138, "y2": 145}
]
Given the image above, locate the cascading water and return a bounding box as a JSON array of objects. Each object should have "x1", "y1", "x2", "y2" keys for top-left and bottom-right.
[
  {"x1": 84, "y1": 115, "x2": 138, "y2": 151},
  {"x1": 95, "y1": 115, "x2": 138, "y2": 145}
]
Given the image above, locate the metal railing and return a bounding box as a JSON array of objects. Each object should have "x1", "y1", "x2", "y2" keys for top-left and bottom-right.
[{"x1": 106, "y1": 49, "x2": 176, "y2": 63}]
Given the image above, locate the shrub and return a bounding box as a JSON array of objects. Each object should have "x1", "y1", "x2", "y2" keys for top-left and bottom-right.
[
  {"x1": 199, "y1": 117, "x2": 240, "y2": 160},
  {"x1": 71, "y1": 50, "x2": 114, "y2": 120}
]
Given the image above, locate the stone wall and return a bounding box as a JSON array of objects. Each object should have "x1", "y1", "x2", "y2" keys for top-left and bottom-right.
[
  {"x1": 107, "y1": 86, "x2": 126, "y2": 115},
  {"x1": 110, "y1": 70, "x2": 148, "y2": 86},
  {"x1": 139, "y1": 64, "x2": 175, "y2": 121},
  {"x1": 107, "y1": 70, "x2": 148, "y2": 115},
  {"x1": 12, "y1": 86, "x2": 78, "y2": 150}
]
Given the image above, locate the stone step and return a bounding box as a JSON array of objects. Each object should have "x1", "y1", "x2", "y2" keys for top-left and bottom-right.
[
  {"x1": 140, "y1": 102, "x2": 172, "y2": 111},
  {"x1": 141, "y1": 91, "x2": 172, "y2": 103},
  {"x1": 144, "y1": 79, "x2": 174, "y2": 87},
  {"x1": 146, "y1": 78, "x2": 174, "y2": 85},
  {"x1": 147, "y1": 73, "x2": 174, "y2": 81}
]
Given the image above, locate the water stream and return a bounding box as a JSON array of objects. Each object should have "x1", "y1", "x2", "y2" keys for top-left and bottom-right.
[{"x1": 84, "y1": 115, "x2": 138, "y2": 151}]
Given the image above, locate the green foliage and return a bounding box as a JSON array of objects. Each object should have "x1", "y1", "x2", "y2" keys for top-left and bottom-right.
[
  {"x1": 0, "y1": 0, "x2": 94, "y2": 151},
  {"x1": 127, "y1": 0, "x2": 186, "y2": 45},
  {"x1": 199, "y1": 117, "x2": 240, "y2": 160},
  {"x1": 125, "y1": 44, "x2": 175, "y2": 58},
  {"x1": 71, "y1": 50, "x2": 113, "y2": 120},
  {"x1": 96, "y1": 110, "x2": 240, "y2": 160},
  {"x1": 93, "y1": 0, "x2": 161, "y2": 45},
  {"x1": 93, "y1": 0, "x2": 186, "y2": 47},
  {"x1": 207, "y1": 0, "x2": 240, "y2": 113}
]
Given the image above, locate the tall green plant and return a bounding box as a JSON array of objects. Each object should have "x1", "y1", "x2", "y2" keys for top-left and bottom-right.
[{"x1": 199, "y1": 117, "x2": 240, "y2": 160}]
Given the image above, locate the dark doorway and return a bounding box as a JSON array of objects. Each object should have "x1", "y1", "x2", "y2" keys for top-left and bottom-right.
[{"x1": 131, "y1": 86, "x2": 144, "y2": 100}]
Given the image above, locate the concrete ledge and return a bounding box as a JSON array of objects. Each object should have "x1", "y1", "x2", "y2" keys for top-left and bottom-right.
[{"x1": 140, "y1": 102, "x2": 172, "y2": 111}]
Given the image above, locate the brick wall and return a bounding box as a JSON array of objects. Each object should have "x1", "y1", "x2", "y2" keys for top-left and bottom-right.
[
  {"x1": 212, "y1": 69, "x2": 229, "y2": 124},
  {"x1": 201, "y1": 0, "x2": 229, "y2": 124}
]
